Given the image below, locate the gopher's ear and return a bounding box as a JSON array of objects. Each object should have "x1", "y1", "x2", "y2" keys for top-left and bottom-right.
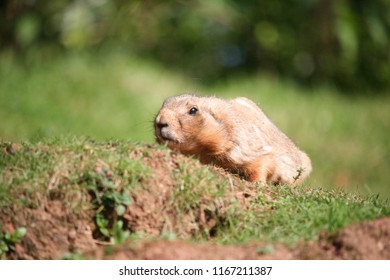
[
  {"x1": 202, "y1": 102, "x2": 215, "y2": 117},
  {"x1": 207, "y1": 105, "x2": 229, "y2": 126}
]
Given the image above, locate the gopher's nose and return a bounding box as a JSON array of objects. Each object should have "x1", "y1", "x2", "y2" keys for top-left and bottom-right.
[
  {"x1": 155, "y1": 112, "x2": 169, "y2": 130},
  {"x1": 156, "y1": 122, "x2": 168, "y2": 129}
]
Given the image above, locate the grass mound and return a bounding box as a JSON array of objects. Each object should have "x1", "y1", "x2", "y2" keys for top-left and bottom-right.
[{"x1": 1, "y1": 137, "x2": 389, "y2": 259}]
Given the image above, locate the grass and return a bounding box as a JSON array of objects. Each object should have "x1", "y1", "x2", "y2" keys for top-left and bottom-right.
[
  {"x1": 0, "y1": 50, "x2": 199, "y2": 142},
  {"x1": 220, "y1": 185, "x2": 389, "y2": 245},
  {"x1": 1, "y1": 138, "x2": 389, "y2": 250}
]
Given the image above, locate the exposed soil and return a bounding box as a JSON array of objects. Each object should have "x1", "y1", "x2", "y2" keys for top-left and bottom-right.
[
  {"x1": 4, "y1": 201, "x2": 390, "y2": 260},
  {"x1": 1, "y1": 146, "x2": 389, "y2": 260},
  {"x1": 93, "y1": 217, "x2": 390, "y2": 260}
]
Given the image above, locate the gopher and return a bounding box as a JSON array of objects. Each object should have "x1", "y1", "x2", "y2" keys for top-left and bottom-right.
[{"x1": 154, "y1": 94, "x2": 312, "y2": 185}]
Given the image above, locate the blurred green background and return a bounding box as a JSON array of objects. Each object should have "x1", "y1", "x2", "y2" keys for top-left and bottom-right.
[{"x1": 1, "y1": 0, "x2": 389, "y2": 198}]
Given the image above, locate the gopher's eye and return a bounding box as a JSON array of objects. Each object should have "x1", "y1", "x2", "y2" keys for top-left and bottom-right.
[{"x1": 188, "y1": 107, "x2": 198, "y2": 115}]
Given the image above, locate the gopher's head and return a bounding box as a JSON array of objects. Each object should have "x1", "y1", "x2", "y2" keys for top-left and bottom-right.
[{"x1": 154, "y1": 94, "x2": 231, "y2": 156}]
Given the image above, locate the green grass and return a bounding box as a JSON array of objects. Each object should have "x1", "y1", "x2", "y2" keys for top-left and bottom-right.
[
  {"x1": 220, "y1": 185, "x2": 389, "y2": 245},
  {"x1": 0, "y1": 50, "x2": 198, "y2": 142},
  {"x1": 0, "y1": 49, "x2": 389, "y2": 201},
  {"x1": 1, "y1": 138, "x2": 389, "y2": 249}
]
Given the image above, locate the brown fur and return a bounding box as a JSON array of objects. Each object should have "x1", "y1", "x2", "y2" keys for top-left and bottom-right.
[{"x1": 154, "y1": 94, "x2": 312, "y2": 185}]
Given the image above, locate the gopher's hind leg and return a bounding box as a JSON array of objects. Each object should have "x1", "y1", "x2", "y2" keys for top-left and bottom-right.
[{"x1": 242, "y1": 156, "x2": 276, "y2": 184}]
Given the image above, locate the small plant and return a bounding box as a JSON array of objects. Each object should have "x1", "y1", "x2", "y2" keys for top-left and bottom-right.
[
  {"x1": 95, "y1": 215, "x2": 130, "y2": 244},
  {"x1": 110, "y1": 220, "x2": 131, "y2": 244},
  {"x1": 293, "y1": 167, "x2": 305, "y2": 183},
  {"x1": 0, "y1": 227, "x2": 26, "y2": 257},
  {"x1": 84, "y1": 161, "x2": 135, "y2": 245}
]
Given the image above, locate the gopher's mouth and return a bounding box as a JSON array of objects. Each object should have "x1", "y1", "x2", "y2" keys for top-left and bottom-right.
[
  {"x1": 156, "y1": 136, "x2": 181, "y2": 151},
  {"x1": 155, "y1": 129, "x2": 179, "y2": 144},
  {"x1": 157, "y1": 135, "x2": 175, "y2": 143}
]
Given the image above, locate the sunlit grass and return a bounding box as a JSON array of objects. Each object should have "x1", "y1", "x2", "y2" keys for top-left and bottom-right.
[{"x1": 1, "y1": 139, "x2": 389, "y2": 246}]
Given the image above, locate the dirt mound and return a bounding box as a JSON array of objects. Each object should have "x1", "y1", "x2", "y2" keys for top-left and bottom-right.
[
  {"x1": 89, "y1": 217, "x2": 390, "y2": 260},
  {"x1": 86, "y1": 217, "x2": 390, "y2": 260},
  {"x1": 333, "y1": 217, "x2": 390, "y2": 259},
  {"x1": 97, "y1": 240, "x2": 293, "y2": 260},
  {"x1": 298, "y1": 217, "x2": 390, "y2": 260},
  {"x1": 2, "y1": 200, "x2": 98, "y2": 260},
  {"x1": 4, "y1": 178, "x2": 390, "y2": 260},
  {"x1": 1, "y1": 143, "x2": 389, "y2": 260},
  {"x1": 2, "y1": 146, "x2": 265, "y2": 259}
]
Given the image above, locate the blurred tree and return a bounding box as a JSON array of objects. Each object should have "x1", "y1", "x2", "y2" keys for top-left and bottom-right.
[{"x1": 1, "y1": 0, "x2": 389, "y2": 92}]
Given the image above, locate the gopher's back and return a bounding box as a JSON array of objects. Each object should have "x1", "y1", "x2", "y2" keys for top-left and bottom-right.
[{"x1": 226, "y1": 97, "x2": 312, "y2": 184}]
